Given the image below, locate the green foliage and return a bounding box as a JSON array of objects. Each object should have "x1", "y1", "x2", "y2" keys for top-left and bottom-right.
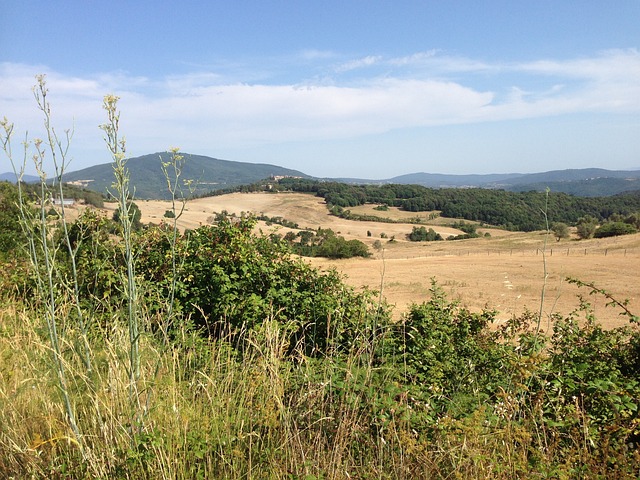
[
  {"x1": 447, "y1": 220, "x2": 481, "y2": 240},
  {"x1": 163, "y1": 209, "x2": 175, "y2": 218},
  {"x1": 0, "y1": 181, "x2": 24, "y2": 256},
  {"x1": 275, "y1": 178, "x2": 640, "y2": 231},
  {"x1": 576, "y1": 215, "x2": 598, "y2": 239},
  {"x1": 550, "y1": 222, "x2": 570, "y2": 241},
  {"x1": 256, "y1": 212, "x2": 298, "y2": 229},
  {"x1": 282, "y1": 227, "x2": 371, "y2": 259},
  {"x1": 408, "y1": 225, "x2": 443, "y2": 241},
  {"x1": 113, "y1": 201, "x2": 142, "y2": 231},
  {"x1": 540, "y1": 312, "x2": 640, "y2": 437},
  {"x1": 450, "y1": 220, "x2": 478, "y2": 236},
  {"x1": 54, "y1": 209, "x2": 122, "y2": 308},
  {"x1": 136, "y1": 216, "x2": 376, "y2": 353},
  {"x1": 594, "y1": 221, "x2": 637, "y2": 238},
  {"x1": 389, "y1": 284, "x2": 511, "y2": 420}
]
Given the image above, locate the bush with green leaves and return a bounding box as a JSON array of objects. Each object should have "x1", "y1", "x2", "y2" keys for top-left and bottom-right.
[
  {"x1": 537, "y1": 310, "x2": 640, "y2": 443},
  {"x1": 408, "y1": 225, "x2": 443, "y2": 242},
  {"x1": 594, "y1": 221, "x2": 637, "y2": 238},
  {"x1": 113, "y1": 201, "x2": 142, "y2": 231},
  {"x1": 0, "y1": 181, "x2": 25, "y2": 257},
  {"x1": 576, "y1": 215, "x2": 598, "y2": 239},
  {"x1": 54, "y1": 208, "x2": 123, "y2": 309},
  {"x1": 388, "y1": 284, "x2": 514, "y2": 421},
  {"x1": 283, "y1": 227, "x2": 371, "y2": 259},
  {"x1": 550, "y1": 221, "x2": 570, "y2": 241},
  {"x1": 136, "y1": 215, "x2": 380, "y2": 353}
]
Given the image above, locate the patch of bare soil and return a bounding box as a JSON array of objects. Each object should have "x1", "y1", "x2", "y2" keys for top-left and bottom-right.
[{"x1": 129, "y1": 192, "x2": 640, "y2": 329}]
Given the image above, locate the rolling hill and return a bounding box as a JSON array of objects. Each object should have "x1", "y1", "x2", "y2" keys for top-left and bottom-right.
[
  {"x1": 6, "y1": 152, "x2": 636, "y2": 199},
  {"x1": 0, "y1": 172, "x2": 40, "y2": 183},
  {"x1": 60, "y1": 152, "x2": 309, "y2": 199}
]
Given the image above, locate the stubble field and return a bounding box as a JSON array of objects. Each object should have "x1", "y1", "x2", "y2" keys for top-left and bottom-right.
[{"x1": 103, "y1": 192, "x2": 640, "y2": 329}]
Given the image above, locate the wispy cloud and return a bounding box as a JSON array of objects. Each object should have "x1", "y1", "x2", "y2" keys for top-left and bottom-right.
[
  {"x1": 1, "y1": 49, "x2": 638, "y2": 171},
  {"x1": 334, "y1": 55, "x2": 384, "y2": 73}
]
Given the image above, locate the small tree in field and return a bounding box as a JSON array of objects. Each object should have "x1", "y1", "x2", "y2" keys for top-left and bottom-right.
[
  {"x1": 550, "y1": 222, "x2": 569, "y2": 242},
  {"x1": 576, "y1": 215, "x2": 598, "y2": 239},
  {"x1": 113, "y1": 201, "x2": 142, "y2": 231}
]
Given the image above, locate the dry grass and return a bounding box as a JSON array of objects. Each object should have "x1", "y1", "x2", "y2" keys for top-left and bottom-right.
[{"x1": 117, "y1": 192, "x2": 639, "y2": 328}]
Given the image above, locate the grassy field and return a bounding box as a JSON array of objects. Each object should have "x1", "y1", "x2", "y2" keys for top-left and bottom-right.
[{"x1": 99, "y1": 192, "x2": 640, "y2": 328}]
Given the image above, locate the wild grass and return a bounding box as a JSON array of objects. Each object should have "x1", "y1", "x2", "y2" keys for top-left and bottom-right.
[{"x1": 1, "y1": 76, "x2": 639, "y2": 479}]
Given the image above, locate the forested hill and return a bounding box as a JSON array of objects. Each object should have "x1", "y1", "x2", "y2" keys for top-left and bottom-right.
[
  {"x1": 60, "y1": 152, "x2": 308, "y2": 199},
  {"x1": 271, "y1": 178, "x2": 640, "y2": 232}
]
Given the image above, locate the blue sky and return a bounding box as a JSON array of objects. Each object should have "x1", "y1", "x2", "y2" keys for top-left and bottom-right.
[{"x1": 1, "y1": 1, "x2": 639, "y2": 178}]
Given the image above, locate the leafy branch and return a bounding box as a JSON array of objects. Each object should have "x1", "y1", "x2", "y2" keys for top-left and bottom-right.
[{"x1": 567, "y1": 277, "x2": 639, "y2": 324}]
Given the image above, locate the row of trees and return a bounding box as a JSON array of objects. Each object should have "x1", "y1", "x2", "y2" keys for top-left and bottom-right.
[
  {"x1": 550, "y1": 212, "x2": 639, "y2": 241},
  {"x1": 273, "y1": 178, "x2": 640, "y2": 232}
]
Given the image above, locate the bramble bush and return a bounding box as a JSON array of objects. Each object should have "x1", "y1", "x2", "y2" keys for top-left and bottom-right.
[{"x1": 136, "y1": 215, "x2": 380, "y2": 354}]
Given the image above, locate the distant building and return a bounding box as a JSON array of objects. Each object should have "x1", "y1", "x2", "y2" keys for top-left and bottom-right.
[
  {"x1": 270, "y1": 174, "x2": 303, "y2": 181},
  {"x1": 51, "y1": 197, "x2": 75, "y2": 206}
]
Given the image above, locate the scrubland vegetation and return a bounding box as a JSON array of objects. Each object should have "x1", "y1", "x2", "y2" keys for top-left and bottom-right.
[{"x1": 1, "y1": 78, "x2": 639, "y2": 478}]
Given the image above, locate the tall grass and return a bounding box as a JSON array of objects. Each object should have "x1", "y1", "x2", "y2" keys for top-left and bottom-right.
[{"x1": 1, "y1": 77, "x2": 639, "y2": 479}]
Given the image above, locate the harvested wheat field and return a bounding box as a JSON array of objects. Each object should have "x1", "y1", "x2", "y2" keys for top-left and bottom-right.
[{"x1": 116, "y1": 192, "x2": 639, "y2": 329}]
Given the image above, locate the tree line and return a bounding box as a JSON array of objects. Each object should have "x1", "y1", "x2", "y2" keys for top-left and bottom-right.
[{"x1": 272, "y1": 178, "x2": 640, "y2": 232}]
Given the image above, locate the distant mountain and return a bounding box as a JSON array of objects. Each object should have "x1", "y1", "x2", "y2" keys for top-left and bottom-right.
[
  {"x1": 335, "y1": 168, "x2": 640, "y2": 197},
  {"x1": 506, "y1": 177, "x2": 640, "y2": 197},
  {"x1": 58, "y1": 152, "x2": 640, "y2": 199},
  {"x1": 0, "y1": 172, "x2": 40, "y2": 183},
  {"x1": 61, "y1": 153, "x2": 309, "y2": 199},
  {"x1": 386, "y1": 172, "x2": 525, "y2": 187}
]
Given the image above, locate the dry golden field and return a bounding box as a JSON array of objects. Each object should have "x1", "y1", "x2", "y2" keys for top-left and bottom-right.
[{"x1": 98, "y1": 192, "x2": 640, "y2": 329}]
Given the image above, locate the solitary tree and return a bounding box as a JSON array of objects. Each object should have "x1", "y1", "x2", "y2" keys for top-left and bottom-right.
[
  {"x1": 113, "y1": 201, "x2": 142, "y2": 231},
  {"x1": 550, "y1": 222, "x2": 570, "y2": 242},
  {"x1": 576, "y1": 215, "x2": 598, "y2": 240}
]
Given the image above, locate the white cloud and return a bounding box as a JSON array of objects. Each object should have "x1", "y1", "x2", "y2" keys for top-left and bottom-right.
[
  {"x1": 1, "y1": 49, "x2": 639, "y2": 172},
  {"x1": 334, "y1": 55, "x2": 384, "y2": 73}
]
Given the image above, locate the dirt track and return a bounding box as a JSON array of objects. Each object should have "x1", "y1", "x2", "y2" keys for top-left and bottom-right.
[{"x1": 100, "y1": 192, "x2": 639, "y2": 329}]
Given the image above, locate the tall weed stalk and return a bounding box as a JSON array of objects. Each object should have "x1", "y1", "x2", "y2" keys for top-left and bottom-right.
[
  {"x1": 1, "y1": 76, "x2": 86, "y2": 452},
  {"x1": 100, "y1": 95, "x2": 141, "y2": 411}
]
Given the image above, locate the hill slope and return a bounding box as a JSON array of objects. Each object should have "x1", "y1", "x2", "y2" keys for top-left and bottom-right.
[
  {"x1": 61, "y1": 152, "x2": 308, "y2": 199},
  {"x1": 56, "y1": 151, "x2": 640, "y2": 199},
  {"x1": 0, "y1": 172, "x2": 40, "y2": 183}
]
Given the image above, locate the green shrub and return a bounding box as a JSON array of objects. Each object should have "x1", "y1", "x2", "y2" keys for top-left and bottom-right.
[
  {"x1": 0, "y1": 181, "x2": 25, "y2": 257},
  {"x1": 389, "y1": 284, "x2": 512, "y2": 420},
  {"x1": 576, "y1": 215, "x2": 598, "y2": 239},
  {"x1": 284, "y1": 227, "x2": 370, "y2": 259},
  {"x1": 137, "y1": 216, "x2": 378, "y2": 353},
  {"x1": 113, "y1": 201, "x2": 142, "y2": 231},
  {"x1": 594, "y1": 221, "x2": 637, "y2": 238},
  {"x1": 408, "y1": 226, "x2": 443, "y2": 241}
]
